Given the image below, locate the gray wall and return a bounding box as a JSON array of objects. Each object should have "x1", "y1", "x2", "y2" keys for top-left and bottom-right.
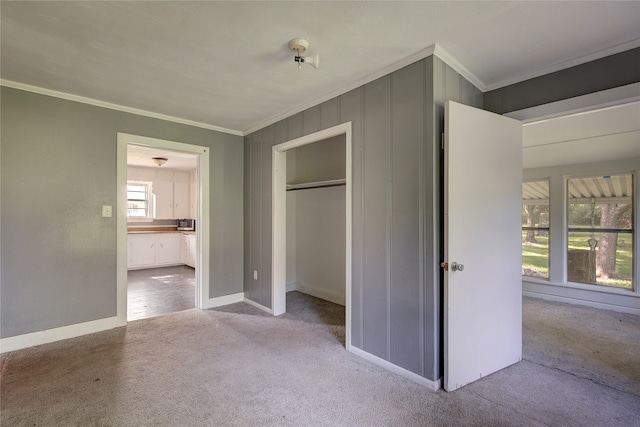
[
  {"x1": 484, "y1": 47, "x2": 640, "y2": 114},
  {"x1": 244, "y1": 56, "x2": 482, "y2": 382},
  {"x1": 1, "y1": 86, "x2": 244, "y2": 338}
]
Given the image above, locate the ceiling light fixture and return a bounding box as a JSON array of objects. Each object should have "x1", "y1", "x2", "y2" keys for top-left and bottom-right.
[
  {"x1": 289, "y1": 38, "x2": 319, "y2": 70},
  {"x1": 152, "y1": 157, "x2": 168, "y2": 166}
]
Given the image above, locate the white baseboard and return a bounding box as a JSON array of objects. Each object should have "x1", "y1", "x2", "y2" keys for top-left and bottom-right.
[
  {"x1": 286, "y1": 282, "x2": 298, "y2": 293},
  {"x1": 296, "y1": 282, "x2": 346, "y2": 306},
  {"x1": 243, "y1": 297, "x2": 273, "y2": 314},
  {"x1": 202, "y1": 292, "x2": 245, "y2": 309},
  {"x1": 0, "y1": 316, "x2": 120, "y2": 354},
  {"x1": 523, "y1": 290, "x2": 640, "y2": 316},
  {"x1": 348, "y1": 346, "x2": 441, "y2": 391}
]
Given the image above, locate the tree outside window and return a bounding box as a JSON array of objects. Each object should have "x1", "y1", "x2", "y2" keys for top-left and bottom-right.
[{"x1": 567, "y1": 175, "x2": 633, "y2": 289}]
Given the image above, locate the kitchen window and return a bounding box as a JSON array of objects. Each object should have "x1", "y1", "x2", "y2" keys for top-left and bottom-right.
[{"x1": 127, "y1": 181, "x2": 152, "y2": 218}]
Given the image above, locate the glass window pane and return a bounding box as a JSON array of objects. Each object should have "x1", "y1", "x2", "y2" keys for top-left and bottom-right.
[
  {"x1": 127, "y1": 181, "x2": 151, "y2": 218},
  {"x1": 522, "y1": 180, "x2": 549, "y2": 279},
  {"x1": 567, "y1": 174, "x2": 633, "y2": 289}
]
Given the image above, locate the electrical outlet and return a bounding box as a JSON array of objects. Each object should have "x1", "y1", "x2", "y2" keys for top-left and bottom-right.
[
  {"x1": 253, "y1": 270, "x2": 258, "y2": 280},
  {"x1": 102, "y1": 205, "x2": 112, "y2": 217}
]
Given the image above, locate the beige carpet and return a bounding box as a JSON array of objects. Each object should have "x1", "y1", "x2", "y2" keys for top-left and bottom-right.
[{"x1": 1, "y1": 293, "x2": 639, "y2": 426}]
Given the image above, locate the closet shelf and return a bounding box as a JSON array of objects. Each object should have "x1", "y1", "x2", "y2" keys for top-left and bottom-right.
[{"x1": 286, "y1": 178, "x2": 346, "y2": 191}]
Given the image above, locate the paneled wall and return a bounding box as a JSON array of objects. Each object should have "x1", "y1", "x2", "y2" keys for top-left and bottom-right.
[{"x1": 244, "y1": 55, "x2": 482, "y2": 382}]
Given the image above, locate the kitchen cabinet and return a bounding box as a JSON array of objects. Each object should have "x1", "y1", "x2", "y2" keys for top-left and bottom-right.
[
  {"x1": 181, "y1": 233, "x2": 196, "y2": 268},
  {"x1": 128, "y1": 234, "x2": 157, "y2": 268},
  {"x1": 153, "y1": 171, "x2": 191, "y2": 219},
  {"x1": 128, "y1": 233, "x2": 184, "y2": 269},
  {"x1": 157, "y1": 234, "x2": 182, "y2": 265}
]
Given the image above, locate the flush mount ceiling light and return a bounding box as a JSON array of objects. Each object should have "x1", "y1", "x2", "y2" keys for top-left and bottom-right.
[
  {"x1": 152, "y1": 157, "x2": 168, "y2": 166},
  {"x1": 289, "y1": 38, "x2": 319, "y2": 70}
]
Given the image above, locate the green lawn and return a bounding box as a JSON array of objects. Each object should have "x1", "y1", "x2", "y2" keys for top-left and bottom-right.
[{"x1": 521, "y1": 232, "x2": 633, "y2": 289}]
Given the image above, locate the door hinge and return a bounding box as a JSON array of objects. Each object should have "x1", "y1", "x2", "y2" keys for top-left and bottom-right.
[{"x1": 441, "y1": 133, "x2": 445, "y2": 150}]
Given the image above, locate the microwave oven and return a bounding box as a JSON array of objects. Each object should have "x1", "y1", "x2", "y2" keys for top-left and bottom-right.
[{"x1": 177, "y1": 219, "x2": 195, "y2": 231}]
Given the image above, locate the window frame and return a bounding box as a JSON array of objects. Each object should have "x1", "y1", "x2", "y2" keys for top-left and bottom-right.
[
  {"x1": 565, "y1": 173, "x2": 634, "y2": 290},
  {"x1": 522, "y1": 162, "x2": 638, "y2": 301},
  {"x1": 127, "y1": 180, "x2": 153, "y2": 220},
  {"x1": 522, "y1": 179, "x2": 551, "y2": 280}
]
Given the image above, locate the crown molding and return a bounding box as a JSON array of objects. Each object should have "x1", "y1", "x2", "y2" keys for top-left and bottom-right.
[
  {"x1": 485, "y1": 39, "x2": 640, "y2": 92},
  {"x1": 432, "y1": 45, "x2": 486, "y2": 92},
  {"x1": 243, "y1": 43, "x2": 486, "y2": 135},
  {"x1": 244, "y1": 44, "x2": 442, "y2": 135},
  {"x1": 0, "y1": 79, "x2": 243, "y2": 136}
]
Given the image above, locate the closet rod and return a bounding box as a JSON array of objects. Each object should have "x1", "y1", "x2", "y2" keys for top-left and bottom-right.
[{"x1": 286, "y1": 183, "x2": 346, "y2": 192}]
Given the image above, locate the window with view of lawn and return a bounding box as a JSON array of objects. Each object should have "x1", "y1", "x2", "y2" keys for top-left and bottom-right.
[
  {"x1": 522, "y1": 175, "x2": 634, "y2": 291},
  {"x1": 566, "y1": 174, "x2": 633, "y2": 289},
  {"x1": 522, "y1": 180, "x2": 550, "y2": 279}
]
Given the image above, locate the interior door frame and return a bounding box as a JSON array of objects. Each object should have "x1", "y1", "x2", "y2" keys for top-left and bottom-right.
[
  {"x1": 271, "y1": 122, "x2": 352, "y2": 350},
  {"x1": 116, "y1": 133, "x2": 210, "y2": 326}
]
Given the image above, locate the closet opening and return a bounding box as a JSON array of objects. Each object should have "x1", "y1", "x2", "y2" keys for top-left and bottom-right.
[{"x1": 272, "y1": 123, "x2": 352, "y2": 350}]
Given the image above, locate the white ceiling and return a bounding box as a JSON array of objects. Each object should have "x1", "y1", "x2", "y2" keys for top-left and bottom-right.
[
  {"x1": 127, "y1": 145, "x2": 197, "y2": 170},
  {"x1": 523, "y1": 101, "x2": 640, "y2": 169},
  {"x1": 1, "y1": 1, "x2": 639, "y2": 136}
]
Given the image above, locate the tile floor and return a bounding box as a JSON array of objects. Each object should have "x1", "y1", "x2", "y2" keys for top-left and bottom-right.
[{"x1": 127, "y1": 265, "x2": 195, "y2": 321}]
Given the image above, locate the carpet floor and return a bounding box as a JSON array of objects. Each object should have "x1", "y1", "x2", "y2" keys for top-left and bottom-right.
[{"x1": 1, "y1": 294, "x2": 638, "y2": 426}]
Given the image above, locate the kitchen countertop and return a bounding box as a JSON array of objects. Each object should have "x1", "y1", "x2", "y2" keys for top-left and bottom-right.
[{"x1": 127, "y1": 227, "x2": 194, "y2": 235}]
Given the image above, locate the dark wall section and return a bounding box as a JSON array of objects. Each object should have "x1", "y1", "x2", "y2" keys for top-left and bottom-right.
[{"x1": 484, "y1": 47, "x2": 640, "y2": 114}]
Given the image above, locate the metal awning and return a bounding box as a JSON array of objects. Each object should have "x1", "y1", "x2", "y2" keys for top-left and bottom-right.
[{"x1": 523, "y1": 175, "x2": 633, "y2": 205}]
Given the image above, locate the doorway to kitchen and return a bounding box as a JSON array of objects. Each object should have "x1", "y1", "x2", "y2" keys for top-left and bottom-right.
[
  {"x1": 126, "y1": 145, "x2": 198, "y2": 320},
  {"x1": 116, "y1": 133, "x2": 210, "y2": 326}
]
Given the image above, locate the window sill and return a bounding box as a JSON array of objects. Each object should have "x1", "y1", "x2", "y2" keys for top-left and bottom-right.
[{"x1": 523, "y1": 276, "x2": 638, "y2": 297}]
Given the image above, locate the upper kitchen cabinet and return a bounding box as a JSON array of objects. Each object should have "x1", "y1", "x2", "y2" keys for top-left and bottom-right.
[
  {"x1": 127, "y1": 166, "x2": 193, "y2": 220},
  {"x1": 154, "y1": 170, "x2": 190, "y2": 219}
]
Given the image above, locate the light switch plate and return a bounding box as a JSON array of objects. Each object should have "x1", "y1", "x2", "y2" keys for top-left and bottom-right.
[
  {"x1": 253, "y1": 270, "x2": 258, "y2": 280},
  {"x1": 102, "y1": 205, "x2": 112, "y2": 217}
]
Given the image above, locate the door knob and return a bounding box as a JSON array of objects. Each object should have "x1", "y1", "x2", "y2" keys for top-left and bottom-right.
[{"x1": 451, "y1": 262, "x2": 464, "y2": 272}]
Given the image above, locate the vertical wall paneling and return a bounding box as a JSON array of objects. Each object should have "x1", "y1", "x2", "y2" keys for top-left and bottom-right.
[
  {"x1": 244, "y1": 135, "x2": 253, "y2": 297},
  {"x1": 250, "y1": 131, "x2": 263, "y2": 304},
  {"x1": 390, "y1": 62, "x2": 423, "y2": 373},
  {"x1": 426, "y1": 56, "x2": 442, "y2": 381},
  {"x1": 288, "y1": 112, "x2": 304, "y2": 141},
  {"x1": 431, "y1": 56, "x2": 484, "y2": 379},
  {"x1": 243, "y1": 55, "x2": 482, "y2": 383},
  {"x1": 320, "y1": 98, "x2": 340, "y2": 130},
  {"x1": 362, "y1": 76, "x2": 391, "y2": 360},
  {"x1": 303, "y1": 105, "x2": 321, "y2": 135},
  {"x1": 261, "y1": 125, "x2": 275, "y2": 306},
  {"x1": 340, "y1": 88, "x2": 364, "y2": 348}
]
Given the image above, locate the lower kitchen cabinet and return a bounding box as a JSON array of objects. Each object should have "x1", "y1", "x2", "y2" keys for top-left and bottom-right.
[
  {"x1": 181, "y1": 233, "x2": 196, "y2": 268},
  {"x1": 128, "y1": 233, "x2": 184, "y2": 269}
]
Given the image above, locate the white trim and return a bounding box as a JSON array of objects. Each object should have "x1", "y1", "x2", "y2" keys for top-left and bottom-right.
[
  {"x1": 296, "y1": 283, "x2": 346, "y2": 307},
  {"x1": 523, "y1": 291, "x2": 640, "y2": 316},
  {"x1": 243, "y1": 297, "x2": 273, "y2": 314},
  {"x1": 507, "y1": 82, "x2": 640, "y2": 124},
  {"x1": 0, "y1": 79, "x2": 243, "y2": 136},
  {"x1": 272, "y1": 122, "x2": 352, "y2": 351},
  {"x1": 0, "y1": 317, "x2": 119, "y2": 354},
  {"x1": 486, "y1": 39, "x2": 640, "y2": 91},
  {"x1": 348, "y1": 346, "x2": 441, "y2": 392},
  {"x1": 202, "y1": 292, "x2": 245, "y2": 309},
  {"x1": 117, "y1": 133, "x2": 210, "y2": 326},
  {"x1": 432, "y1": 45, "x2": 485, "y2": 91}
]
